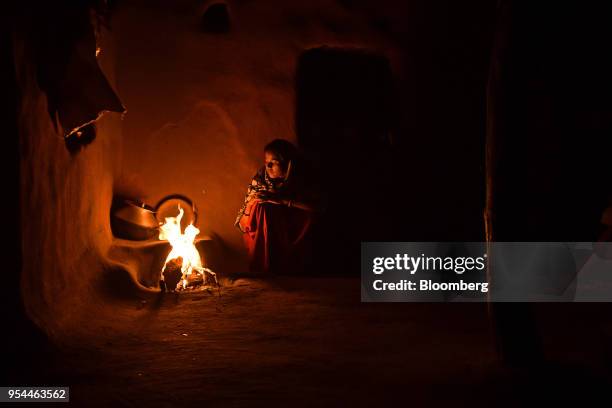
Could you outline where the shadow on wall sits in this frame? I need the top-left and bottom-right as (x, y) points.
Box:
(296, 47), (398, 272)
(33, 2), (124, 137)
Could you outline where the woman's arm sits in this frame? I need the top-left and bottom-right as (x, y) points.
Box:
(257, 197), (317, 212)
(281, 199), (314, 211)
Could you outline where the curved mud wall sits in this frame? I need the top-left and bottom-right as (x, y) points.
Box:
(16, 14), (125, 338)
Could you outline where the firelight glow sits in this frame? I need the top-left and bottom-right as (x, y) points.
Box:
(159, 205), (205, 289)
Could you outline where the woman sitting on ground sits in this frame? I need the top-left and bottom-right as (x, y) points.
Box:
(235, 139), (322, 274)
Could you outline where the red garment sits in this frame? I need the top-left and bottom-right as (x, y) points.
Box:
(240, 201), (313, 273)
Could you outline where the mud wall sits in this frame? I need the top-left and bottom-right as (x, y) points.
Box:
(15, 5), (124, 337)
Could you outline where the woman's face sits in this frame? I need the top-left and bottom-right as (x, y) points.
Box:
(265, 151), (286, 179)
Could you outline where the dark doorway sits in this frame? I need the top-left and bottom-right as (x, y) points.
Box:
(295, 47), (398, 271)
(296, 47), (396, 159)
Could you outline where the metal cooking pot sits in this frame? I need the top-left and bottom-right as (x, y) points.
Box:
(111, 200), (159, 241)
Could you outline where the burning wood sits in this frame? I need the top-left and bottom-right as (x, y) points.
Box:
(159, 205), (217, 292)
(162, 256), (183, 291)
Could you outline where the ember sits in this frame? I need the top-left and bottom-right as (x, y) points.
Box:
(158, 205), (217, 292)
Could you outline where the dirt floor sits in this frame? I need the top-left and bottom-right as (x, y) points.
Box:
(8, 276), (612, 407)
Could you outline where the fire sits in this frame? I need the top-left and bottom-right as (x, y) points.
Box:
(158, 205), (215, 291)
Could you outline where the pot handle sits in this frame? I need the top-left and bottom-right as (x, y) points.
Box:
(154, 194), (198, 225)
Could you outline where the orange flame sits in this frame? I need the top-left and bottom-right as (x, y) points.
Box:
(159, 205), (205, 290)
